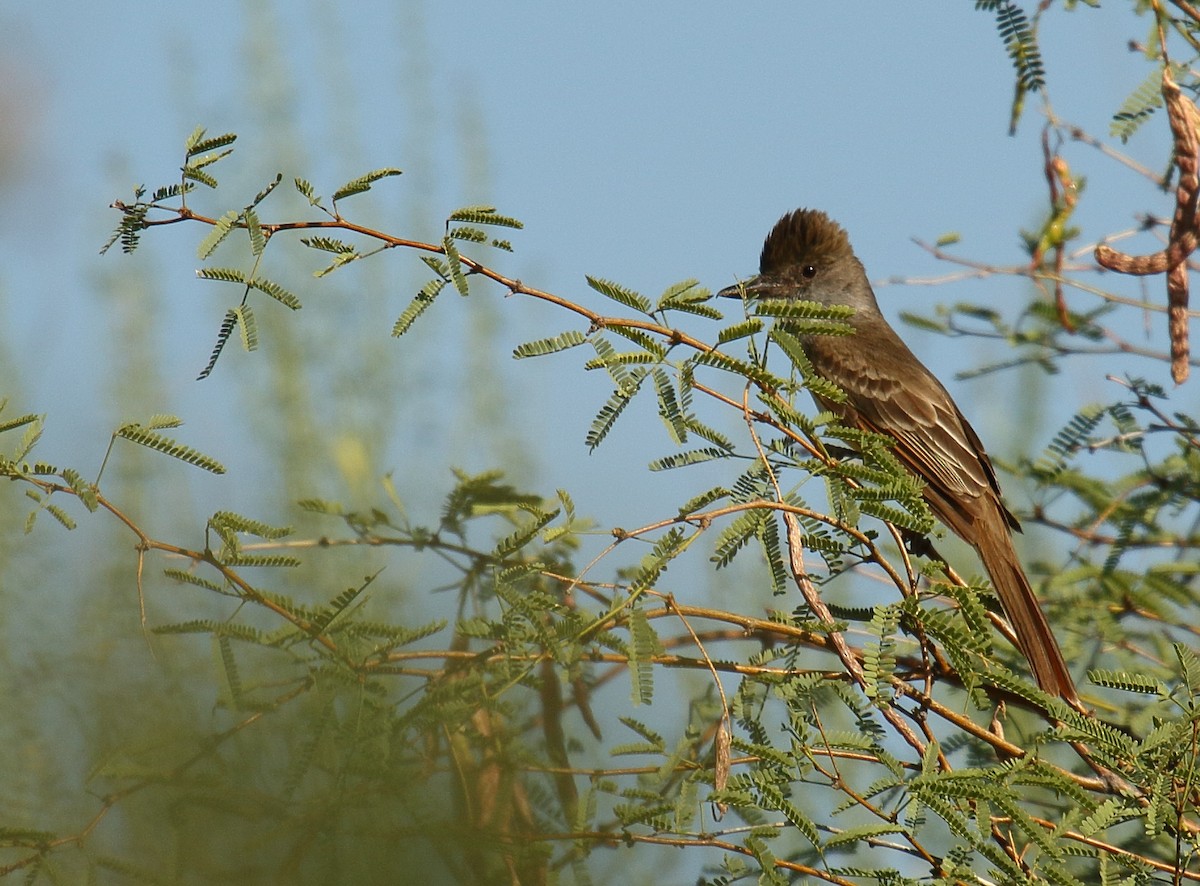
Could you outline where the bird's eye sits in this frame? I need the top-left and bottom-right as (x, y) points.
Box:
(801, 265), (817, 279)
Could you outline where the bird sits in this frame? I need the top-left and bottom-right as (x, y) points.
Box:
(719, 208), (1079, 704)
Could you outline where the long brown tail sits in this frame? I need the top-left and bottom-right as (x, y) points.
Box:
(974, 515), (1079, 704)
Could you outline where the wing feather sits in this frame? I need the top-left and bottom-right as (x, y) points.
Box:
(802, 321), (1013, 531)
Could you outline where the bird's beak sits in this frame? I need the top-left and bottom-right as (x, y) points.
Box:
(717, 275), (783, 300)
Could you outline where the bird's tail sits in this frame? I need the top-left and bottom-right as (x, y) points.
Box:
(975, 520), (1079, 705)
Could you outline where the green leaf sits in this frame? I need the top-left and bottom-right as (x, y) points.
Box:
(300, 236), (356, 254)
(331, 167), (403, 202)
(294, 177), (322, 206)
(224, 553), (301, 568)
(1031, 404), (1105, 480)
(313, 250), (361, 278)
(862, 604), (900, 702)
(587, 337), (643, 392)
(657, 280), (710, 316)
(683, 415), (734, 452)
(116, 424), (226, 474)
(1085, 669), (1164, 695)
(711, 510), (768, 568)
(447, 206), (524, 229)
(210, 510), (292, 539)
(586, 377), (645, 451)
(652, 368), (687, 444)
(186, 147), (235, 172)
(296, 498), (345, 516)
(196, 210), (240, 260)
(512, 329), (588, 359)
(717, 318), (764, 344)
(630, 527), (688, 593)
(992, 0), (1045, 91)
(770, 328), (847, 403)
(214, 635), (243, 710)
(248, 173), (282, 208)
(899, 312), (949, 334)
(648, 447), (729, 472)
(1175, 643), (1200, 693)
(857, 499), (932, 533)
(197, 310), (237, 380)
(144, 412), (183, 429)
(659, 295), (722, 320)
(311, 573), (380, 633)
(585, 275), (652, 314)
(617, 716), (664, 749)
(604, 323), (667, 358)
(420, 255), (449, 278)
(150, 183), (187, 202)
(753, 299), (854, 322)
(9, 415), (44, 463)
(244, 207), (265, 256)
(493, 508), (559, 558)
(195, 266), (248, 286)
(627, 606), (659, 705)
(694, 348), (781, 388)
(443, 236), (469, 295)
(162, 570), (225, 593)
(45, 503), (76, 531)
(61, 467), (98, 512)
(1077, 798), (1124, 839)
(393, 279), (447, 336)
(756, 515), (789, 596)
(251, 277), (301, 310)
(676, 485), (730, 516)
(824, 823), (907, 850)
(1110, 64), (1166, 142)
(185, 128), (237, 158)
(448, 226), (487, 243)
(0, 413), (43, 436)
(745, 836), (787, 886)
(182, 165), (218, 189)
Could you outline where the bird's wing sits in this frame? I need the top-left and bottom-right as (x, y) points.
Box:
(802, 326), (1003, 525)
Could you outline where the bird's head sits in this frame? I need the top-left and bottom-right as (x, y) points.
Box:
(719, 208), (871, 310)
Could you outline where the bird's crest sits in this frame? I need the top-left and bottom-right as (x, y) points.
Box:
(759, 208), (854, 275)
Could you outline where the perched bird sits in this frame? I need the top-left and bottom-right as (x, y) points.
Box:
(720, 208), (1078, 703)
